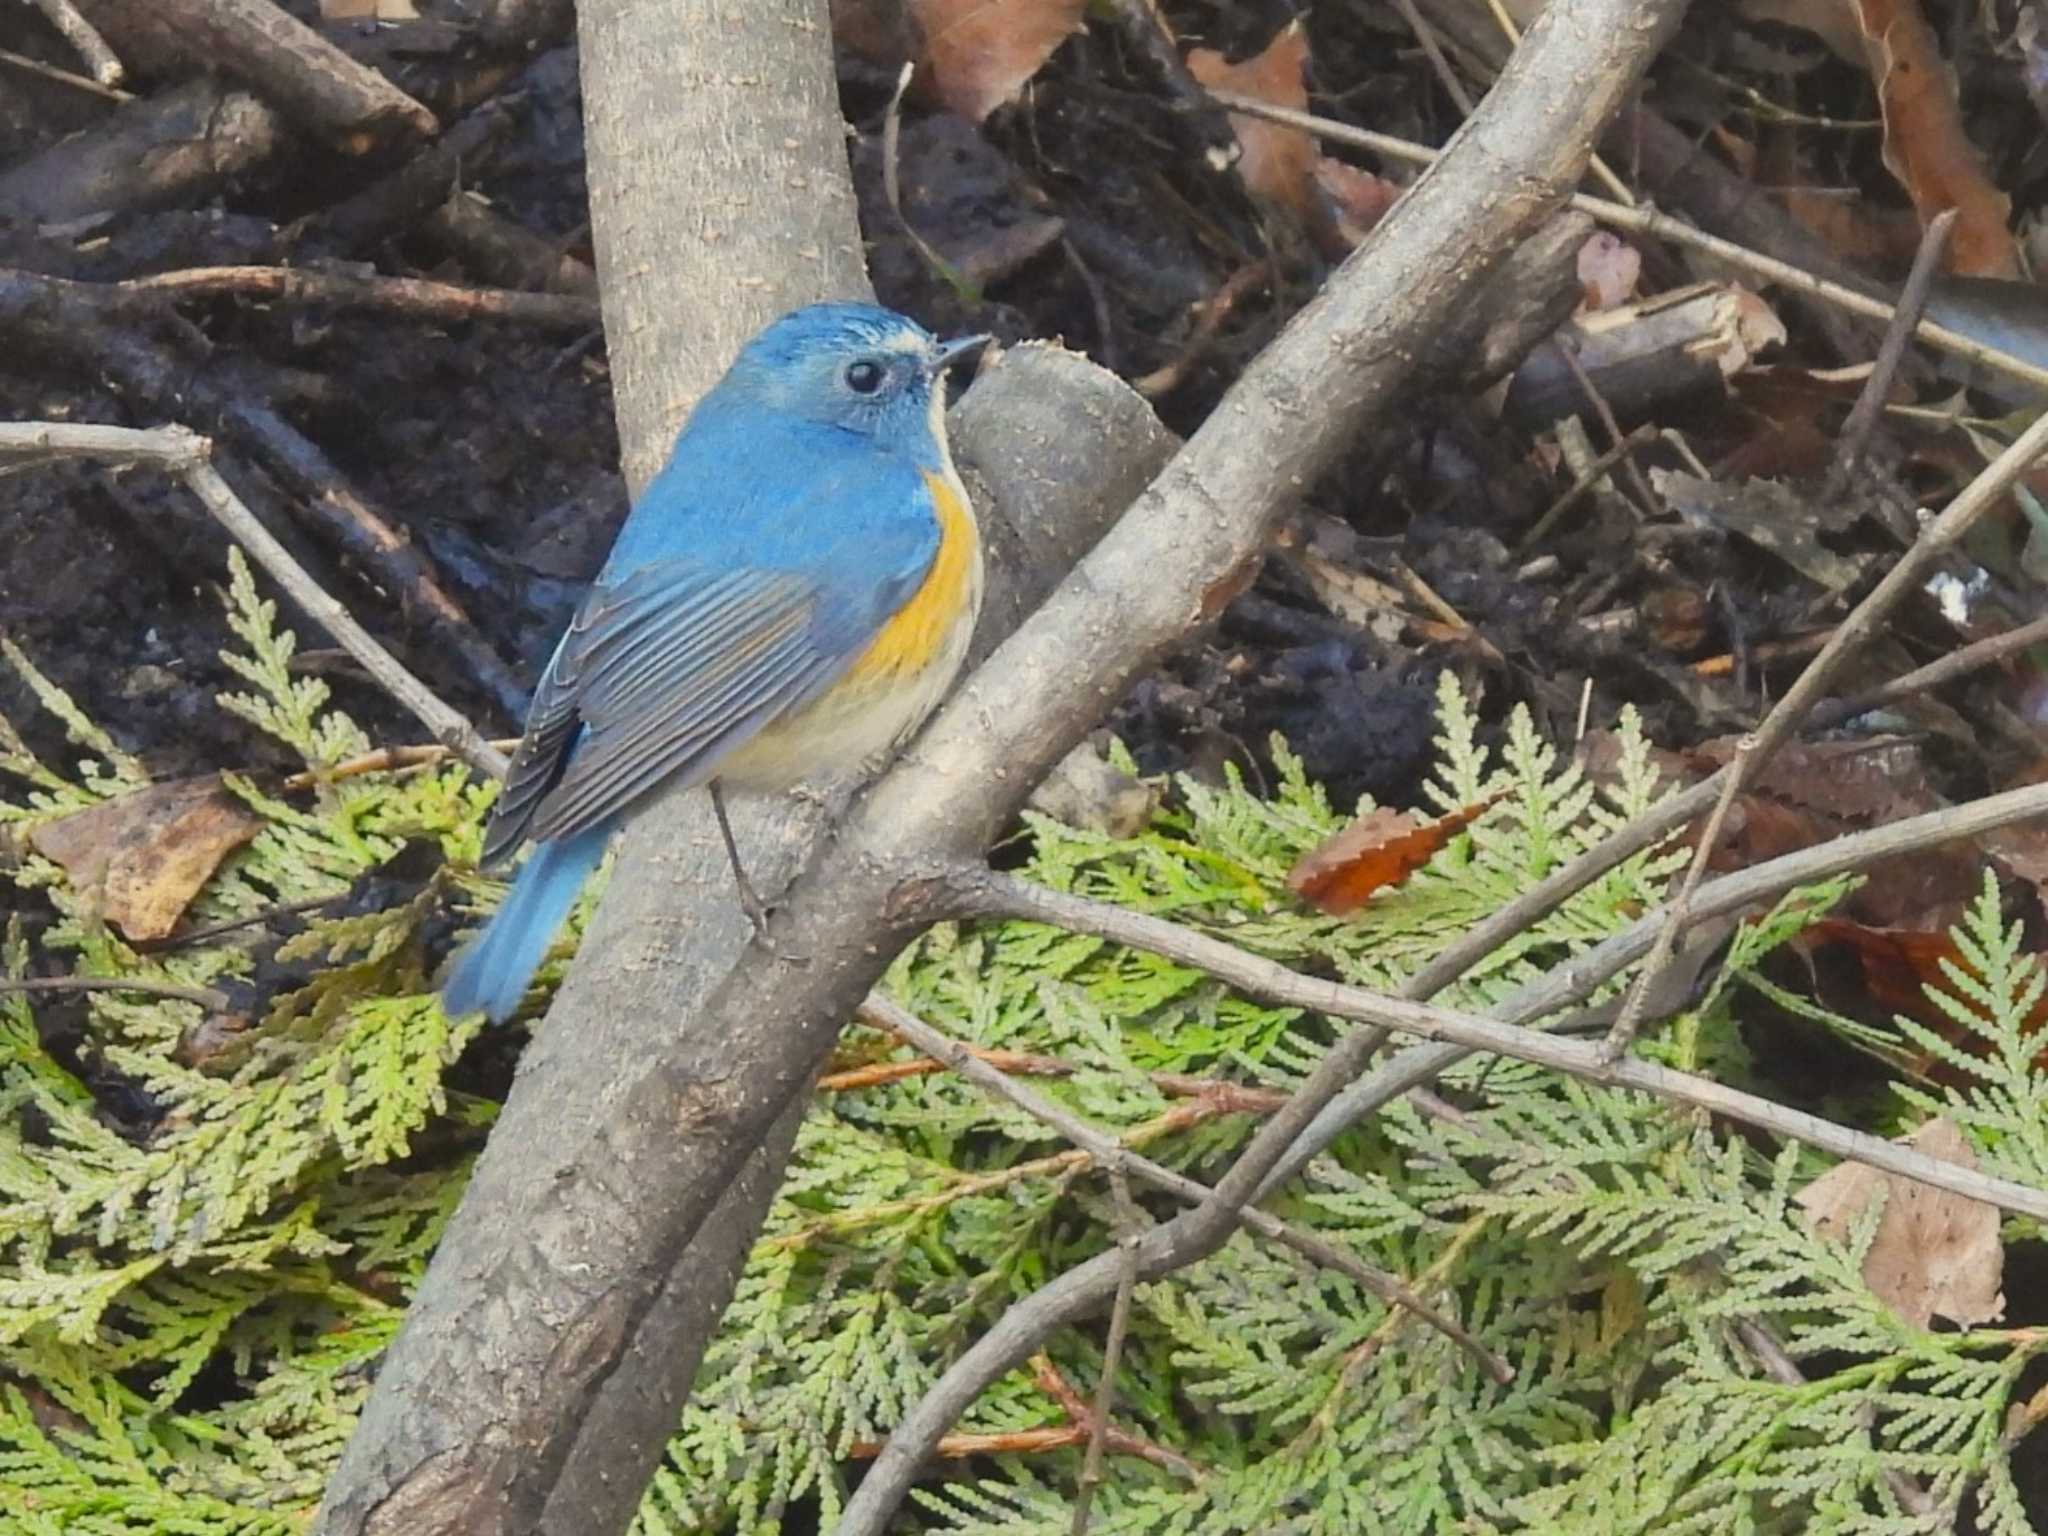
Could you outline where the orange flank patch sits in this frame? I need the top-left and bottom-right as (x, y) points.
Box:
(849, 469), (979, 682)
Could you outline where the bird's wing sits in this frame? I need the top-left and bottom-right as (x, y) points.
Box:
(480, 561), (829, 857)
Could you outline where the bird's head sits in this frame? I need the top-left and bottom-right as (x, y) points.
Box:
(714, 303), (989, 465)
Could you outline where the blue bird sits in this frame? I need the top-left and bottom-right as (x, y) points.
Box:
(441, 302), (991, 1022)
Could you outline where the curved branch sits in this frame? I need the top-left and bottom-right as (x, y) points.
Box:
(833, 0), (1694, 1527)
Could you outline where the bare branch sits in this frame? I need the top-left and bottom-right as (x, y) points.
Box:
(0, 422), (507, 779)
(1257, 774), (2048, 1192)
(1604, 365), (2048, 1061)
(1205, 92), (2048, 400)
(861, 993), (1507, 1379)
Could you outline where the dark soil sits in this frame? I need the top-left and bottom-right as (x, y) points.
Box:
(1, 1), (2042, 1012)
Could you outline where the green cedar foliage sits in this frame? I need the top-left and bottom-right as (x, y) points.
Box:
(0, 553), (2036, 1534)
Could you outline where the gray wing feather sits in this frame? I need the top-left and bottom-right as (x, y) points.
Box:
(481, 561), (839, 860)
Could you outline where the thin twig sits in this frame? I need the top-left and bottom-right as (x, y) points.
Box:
(959, 868), (2048, 1220)
(27, 0), (122, 86)
(858, 994), (1508, 1379)
(1072, 1176), (1140, 1536)
(1555, 341), (1660, 513)
(1258, 773), (2048, 1193)
(1516, 421), (1658, 554)
(820, 1036), (1290, 1110)
(1202, 93), (2048, 400)
(882, 62), (965, 293)
(1691, 627), (1831, 678)
(0, 43), (130, 99)
(1825, 208), (1956, 496)
(280, 739), (521, 791)
(118, 266), (601, 331)
(1033, 1356), (1206, 1480)
(1133, 260), (1272, 398)
(1599, 388), (2048, 1063)
(0, 422), (508, 779)
(1809, 610), (2048, 729)
(1388, 0), (1477, 114)
(0, 975), (227, 1009)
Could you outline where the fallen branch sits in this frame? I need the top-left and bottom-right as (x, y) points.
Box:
(0, 79), (282, 224)
(859, 993), (1508, 1380)
(0, 267), (529, 721)
(28, 0), (123, 86)
(119, 265), (600, 331)
(69, 0), (437, 147)
(0, 422), (506, 778)
(1205, 92), (2048, 400)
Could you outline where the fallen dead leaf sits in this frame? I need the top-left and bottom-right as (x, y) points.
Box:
(1027, 740), (1161, 839)
(1188, 25), (1319, 223)
(1314, 159), (1402, 247)
(29, 777), (263, 942)
(1797, 1117), (2005, 1329)
(1803, 917), (2048, 1078)
(914, 0), (1087, 124)
(1288, 797), (1497, 916)
(1655, 470), (1871, 592)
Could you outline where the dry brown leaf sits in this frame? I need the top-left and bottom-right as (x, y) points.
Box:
(1313, 159), (1401, 247)
(1187, 24), (1317, 219)
(1851, 0), (2020, 277)
(1797, 1117), (2006, 1329)
(1186, 24), (1401, 257)
(1287, 797), (1496, 916)
(914, 0), (1087, 124)
(1739, 0), (2017, 274)
(29, 776), (263, 941)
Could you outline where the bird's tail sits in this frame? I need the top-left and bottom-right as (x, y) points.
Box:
(440, 825), (611, 1024)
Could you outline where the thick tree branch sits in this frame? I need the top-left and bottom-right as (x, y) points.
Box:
(320, 0), (1687, 1528)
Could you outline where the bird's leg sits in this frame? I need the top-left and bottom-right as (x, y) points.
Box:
(709, 779), (773, 939)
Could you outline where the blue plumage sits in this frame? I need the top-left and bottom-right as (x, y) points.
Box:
(441, 303), (990, 1023)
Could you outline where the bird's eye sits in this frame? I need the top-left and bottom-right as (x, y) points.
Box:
(844, 359), (886, 395)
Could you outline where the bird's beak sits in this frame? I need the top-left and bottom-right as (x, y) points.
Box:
(932, 333), (993, 378)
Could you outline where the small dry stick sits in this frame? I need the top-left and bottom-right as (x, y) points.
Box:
(0, 422), (508, 780)
(28, 0), (122, 86)
(1555, 341), (1660, 513)
(1072, 1172), (1142, 1536)
(0, 42), (130, 98)
(1599, 389), (2048, 1064)
(1201, 94), (2048, 400)
(1825, 208), (1956, 497)
(0, 975), (227, 1009)
(1134, 260), (1272, 398)
(882, 63), (964, 291)
(1516, 421), (1658, 554)
(118, 266), (601, 332)
(1809, 610), (2048, 729)
(858, 994), (1511, 1381)
(1388, 0), (1477, 114)
(957, 850), (2048, 1221)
